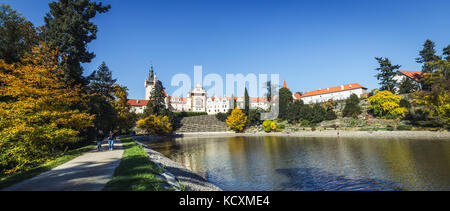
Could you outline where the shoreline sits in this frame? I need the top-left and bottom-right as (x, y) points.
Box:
(133, 136), (222, 191)
(130, 130), (449, 191)
(174, 130), (450, 140)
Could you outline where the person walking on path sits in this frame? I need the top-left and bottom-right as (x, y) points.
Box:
(108, 131), (116, 151)
(97, 130), (105, 152)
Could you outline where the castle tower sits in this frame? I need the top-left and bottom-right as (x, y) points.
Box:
(145, 65), (157, 100)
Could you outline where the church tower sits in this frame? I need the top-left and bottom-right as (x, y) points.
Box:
(145, 65), (157, 100)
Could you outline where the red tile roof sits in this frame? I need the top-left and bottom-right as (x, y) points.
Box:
(283, 80), (288, 89)
(169, 96), (187, 103)
(127, 99), (149, 106)
(250, 97), (268, 103)
(299, 83), (367, 98)
(398, 70), (422, 82)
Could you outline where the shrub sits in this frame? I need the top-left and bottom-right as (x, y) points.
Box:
(276, 122), (285, 130)
(311, 104), (326, 124)
(263, 120), (272, 128)
(368, 91), (407, 119)
(226, 107), (247, 132)
(343, 94), (362, 118)
(247, 109), (262, 126)
(262, 120), (283, 132)
(325, 109), (337, 121)
(300, 120), (310, 127)
(174, 112), (208, 118)
(215, 112), (228, 122)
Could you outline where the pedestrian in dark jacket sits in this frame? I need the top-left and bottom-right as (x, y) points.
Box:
(97, 130), (104, 152)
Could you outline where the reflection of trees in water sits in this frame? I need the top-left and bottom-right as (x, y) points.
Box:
(276, 167), (403, 191)
(152, 137), (450, 191)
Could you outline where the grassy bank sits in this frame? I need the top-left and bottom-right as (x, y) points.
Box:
(103, 137), (168, 191)
(0, 143), (95, 189)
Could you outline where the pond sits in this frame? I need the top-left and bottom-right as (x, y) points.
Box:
(148, 136), (450, 191)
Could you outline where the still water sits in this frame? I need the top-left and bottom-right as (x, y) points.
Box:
(148, 136), (450, 191)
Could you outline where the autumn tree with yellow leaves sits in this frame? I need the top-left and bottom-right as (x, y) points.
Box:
(0, 43), (94, 174)
(113, 85), (138, 133)
(137, 115), (172, 135)
(226, 107), (248, 132)
(367, 90), (407, 119)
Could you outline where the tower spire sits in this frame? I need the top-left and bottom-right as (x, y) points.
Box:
(283, 80), (288, 89)
(148, 64), (154, 82)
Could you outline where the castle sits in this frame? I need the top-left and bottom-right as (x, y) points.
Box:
(127, 65), (369, 114)
(127, 66), (270, 115)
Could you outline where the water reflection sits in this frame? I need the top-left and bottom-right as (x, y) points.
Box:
(148, 136), (450, 191)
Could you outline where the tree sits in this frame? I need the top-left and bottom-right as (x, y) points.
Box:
(444, 45), (450, 62)
(226, 107), (247, 132)
(325, 109), (337, 121)
(0, 4), (39, 64)
(298, 103), (314, 123)
(112, 85), (138, 134)
(244, 88), (249, 115)
(398, 77), (419, 94)
(412, 59), (450, 128)
(0, 43), (94, 174)
(137, 115), (172, 135)
(247, 109), (263, 126)
(42, 0), (111, 85)
(311, 104), (326, 124)
(144, 80), (167, 116)
(279, 87), (293, 120)
(87, 62), (118, 132)
(287, 100), (303, 123)
(368, 91), (407, 119)
(416, 39), (441, 73)
(88, 62), (117, 99)
(375, 57), (401, 92)
(343, 94), (362, 118)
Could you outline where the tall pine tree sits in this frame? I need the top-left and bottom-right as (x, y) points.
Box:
(416, 39), (441, 73)
(43, 0), (110, 85)
(87, 62), (118, 132)
(375, 57), (401, 92)
(88, 62), (117, 100)
(279, 87), (293, 120)
(144, 80), (168, 116)
(244, 88), (249, 115)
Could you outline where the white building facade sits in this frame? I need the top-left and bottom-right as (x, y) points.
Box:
(297, 83), (368, 104)
(392, 70), (422, 94)
(129, 66), (272, 114)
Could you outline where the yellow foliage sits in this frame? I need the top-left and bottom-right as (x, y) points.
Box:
(112, 85), (137, 133)
(226, 107), (247, 132)
(137, 115), (172, 135)
(0, 43), (94, 174)
(367, 90), (407, 119)
(412, 60), (450, 127)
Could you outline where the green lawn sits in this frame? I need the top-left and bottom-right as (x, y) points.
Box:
(0, 143), (95, 189)
(103, 137), (168, 191)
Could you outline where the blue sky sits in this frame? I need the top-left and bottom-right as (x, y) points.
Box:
(3, 0), (450, 99)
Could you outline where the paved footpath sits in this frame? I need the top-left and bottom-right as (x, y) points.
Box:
(2, 141), (123, 191)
